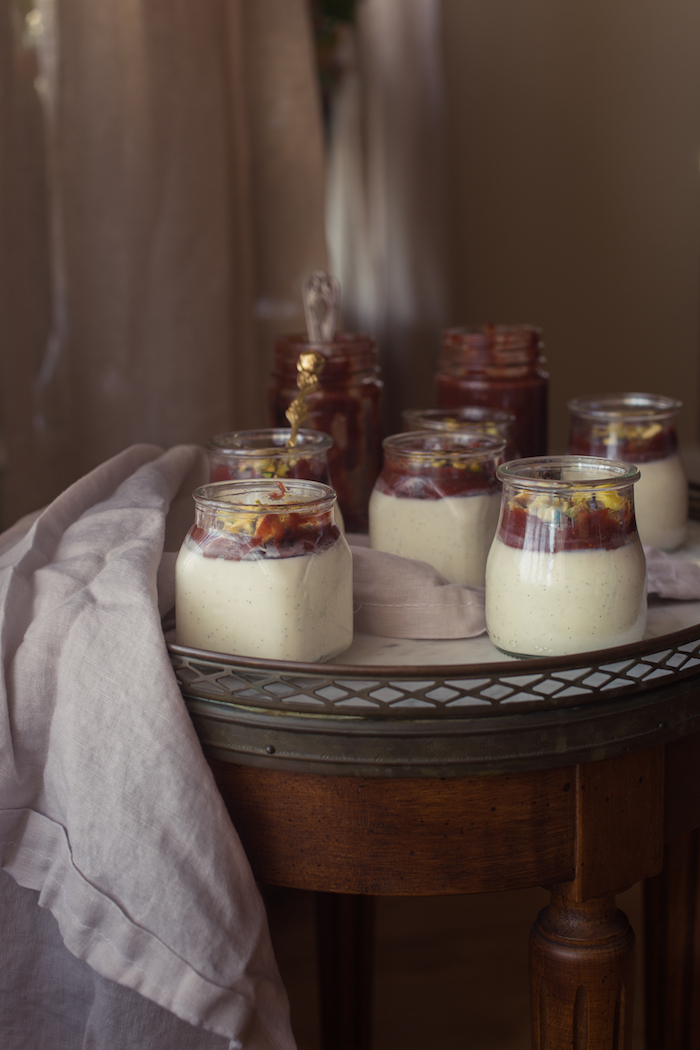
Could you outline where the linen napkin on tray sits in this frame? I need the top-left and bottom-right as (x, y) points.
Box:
(348, 536), (487, 639)
(0, 444), (294, 1050)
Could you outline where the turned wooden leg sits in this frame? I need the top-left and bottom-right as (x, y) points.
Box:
(530, 893), (635, 1049)
(528, 750), (662, 1048)
(314, 891), (375, 1050)
(644, 829), (700, 1048)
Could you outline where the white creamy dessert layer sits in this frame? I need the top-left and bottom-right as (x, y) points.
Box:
(634, 453), (687, 551)
(369, 488), (501, 588)
(175, 536), (353, 661)
(485, 537), (647, 657)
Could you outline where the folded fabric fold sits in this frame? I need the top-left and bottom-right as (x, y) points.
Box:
(0, 443), (295, 1049)
(645, 545), (700, 600)
(349, 543), (486, 639)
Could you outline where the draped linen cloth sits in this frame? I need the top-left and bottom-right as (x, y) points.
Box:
(645, 543), (700, 600)
(325, 0), (446, 432)
(0, 0), (327, 527)
(348, 536), (486, 638)
(0, 443), (295, 1049)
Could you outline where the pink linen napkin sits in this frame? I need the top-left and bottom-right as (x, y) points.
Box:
(0, 444), (294, 1050)
(349, 540), (486, 639)
(347, 536), (700, 642)
(645, 545), (700, 599)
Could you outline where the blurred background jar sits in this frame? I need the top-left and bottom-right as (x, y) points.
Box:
(269, 333), (383, 532)
(402, 406), (518, 460)
(485, 456), (646, 658)
(435, 324), (548, 458)
(206, 428), (345, 531)
(175, 479), (353, 662)
(369, 431), (505, 588)
(567, 393), (687, 551)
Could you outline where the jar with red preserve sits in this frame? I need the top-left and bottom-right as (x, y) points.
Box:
(485, 457), (646, 658)
(402, 406), (518, 459)
(435, 325), (548, 458)
(269, 334), (383, 533)
(175, 479), (353, 661)
(567, 393), (687, 551)
(368, 431), (505, 588)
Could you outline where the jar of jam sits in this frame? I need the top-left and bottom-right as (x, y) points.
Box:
(485, 456), (646, 658)
(369, 431), (505, 588)
(435, 324), (548, 458)
(567, 393), (687, 551)
(269, 334), (383, 533)
(175, 479), (353, 662)
(402, 406), (518, 459)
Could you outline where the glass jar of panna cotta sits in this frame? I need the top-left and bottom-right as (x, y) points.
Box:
(567, 393), (687, 551)
(175, 479), (353, 662)
(206, 428), (344, 531)
(485, 457), (647, 658)
(368, 431), (505, 588)
(402, 406), (519, 460)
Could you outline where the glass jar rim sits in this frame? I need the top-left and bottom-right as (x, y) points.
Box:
(206, 428), (332, 456)
(383, 430), (506, 460)
(193, 478), (337, 513)
(497, 456), (640, 490)
(567, 392), (682, 421)
(442, 323), (542, 342)
(402, 406), (516, 428)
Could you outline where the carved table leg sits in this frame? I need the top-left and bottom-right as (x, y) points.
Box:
(314, 891), (375, 1050)
(644, 829), (700, 1048)
(530, 893), (635, 1049)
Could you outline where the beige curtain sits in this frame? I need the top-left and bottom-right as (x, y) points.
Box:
(0, 0), (327, 526)
(325, 0), (446, 433)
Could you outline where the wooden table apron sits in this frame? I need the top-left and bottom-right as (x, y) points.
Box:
(169, 631), (700, 1050)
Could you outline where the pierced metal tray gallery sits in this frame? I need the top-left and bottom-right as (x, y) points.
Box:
(168, 486), (700, 776)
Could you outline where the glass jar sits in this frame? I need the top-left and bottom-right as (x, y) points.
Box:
(402, 406), (518, 459)
(369, 431), (505, 588)
(567, 393), (687, 551)
(207, 428), (333, 483)
(175, 479), (353, 662)
(485, 456), (646, 658)
(435, 324), (548, 458)
(269, 333), (383, 533)
(206, 429), (346, 531)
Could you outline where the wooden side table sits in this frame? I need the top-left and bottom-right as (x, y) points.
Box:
(170, 626), (700, 1049)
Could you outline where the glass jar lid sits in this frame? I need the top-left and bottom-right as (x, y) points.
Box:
(383, 430), (506, 463)
(402, 406), (515, 432)
(206, 428), (332, 456)
(567, 392), (682, 423)
(497, 456), (640, 492)
(193, 478), (337, 515)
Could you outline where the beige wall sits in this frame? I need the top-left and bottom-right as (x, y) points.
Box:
(442, 0), (700, 451)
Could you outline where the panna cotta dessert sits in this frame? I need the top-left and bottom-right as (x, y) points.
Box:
(369, 431), (505, 588)
(176, 479), (352, 661)
(568, 393), (687, 551)
(485, 457), (647, 658)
